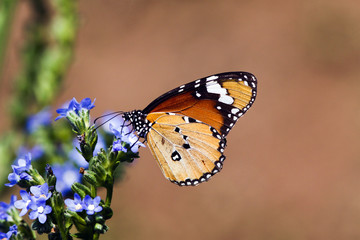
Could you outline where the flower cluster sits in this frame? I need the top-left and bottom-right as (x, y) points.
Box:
(65, 193), (102, 215)
(1, 97), (140, 239)
(5, 153), (32, 187)
(14, 183), (52, 224)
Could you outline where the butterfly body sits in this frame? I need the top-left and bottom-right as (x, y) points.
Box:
(123, 72), (257, 186)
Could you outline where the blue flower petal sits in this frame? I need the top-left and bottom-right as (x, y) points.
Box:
(29, 210), (38, 220)
(38, 214), (47, 224)
(80, 98), (95, 110)
(94, 206), (103, 212)
(44, 205), (52, 214)
(93, 196), (100, 205)
(30, 186), (41, 197)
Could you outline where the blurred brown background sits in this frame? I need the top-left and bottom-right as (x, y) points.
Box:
(2, 0), (360, 239)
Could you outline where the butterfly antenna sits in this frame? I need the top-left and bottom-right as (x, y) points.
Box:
(93, 111), (124, 131)
(120, 118), (126, 135)
(93, 111), (124, 125)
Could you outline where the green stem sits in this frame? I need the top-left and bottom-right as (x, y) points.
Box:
(57, 221), (68, 240)
(93, 232), (100, 240)
(0, 0), (18, 79)
(91, 184), (96, 197)
(55, 211), (68, 240)
(50, 192), (68, 240)
(105, 184), (113, 206)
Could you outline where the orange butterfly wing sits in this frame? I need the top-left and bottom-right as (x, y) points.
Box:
(141, 72), (257, 185)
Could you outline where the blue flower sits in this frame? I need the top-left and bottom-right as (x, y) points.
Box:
(15, 184), (52, 222)
(29, 198), (52, 224)
(112, 140), (127, 152)
(6, 224), (17, 238)
(79, 98), (95, 110)
(14, 190), (33, 216)
(0, 225), (17, 239)
(0, 232), (6, 239)
(5, 154), (32, 187)
(0, 195), (16, 221)
(52, 163), (81, 196)
(65, 193), (84, 212)
(110, 123), (145, 153)
(101, 114), (129, 134)
(82, 195), (102, 215)
(30, 183), (52, 200)
(12, 153), (32, 173)
(5, 172), (21, 188)
(55, 98), (95, 121)
(26, 108), (52, 133)
(55, 98), (80, 121)
(123, 132), (145, 153)
(109, 122), (130, 140)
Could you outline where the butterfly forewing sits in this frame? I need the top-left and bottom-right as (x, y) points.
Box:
(143, 72), (257, 137)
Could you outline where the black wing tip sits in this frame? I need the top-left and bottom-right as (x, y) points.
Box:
(170, 155), (226, 187)
(203, 71), (257, 91)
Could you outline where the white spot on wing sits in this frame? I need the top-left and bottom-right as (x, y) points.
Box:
(206, 75), (219, 81)
(231, 108), (240, 114)
(219, 95), (234, 104)
(206, 83), (227, 95)
(206, 82), (234, 105)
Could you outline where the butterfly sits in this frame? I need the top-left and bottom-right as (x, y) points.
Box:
(122, 72), (257, 186)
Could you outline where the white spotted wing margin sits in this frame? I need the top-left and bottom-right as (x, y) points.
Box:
(146, 112), (226, 186)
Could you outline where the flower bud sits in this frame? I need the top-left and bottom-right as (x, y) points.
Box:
(82, 170), (98, 186)
(92, 163), (106, 182)
(102, 206), (113, 220)
(71, 183), (91, 199)
(94, 223), (108, 234)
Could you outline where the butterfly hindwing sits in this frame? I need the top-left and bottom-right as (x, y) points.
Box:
(146, 112), (226, 186)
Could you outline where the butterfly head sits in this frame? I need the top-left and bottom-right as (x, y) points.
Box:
(123, 110), (150, 138)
